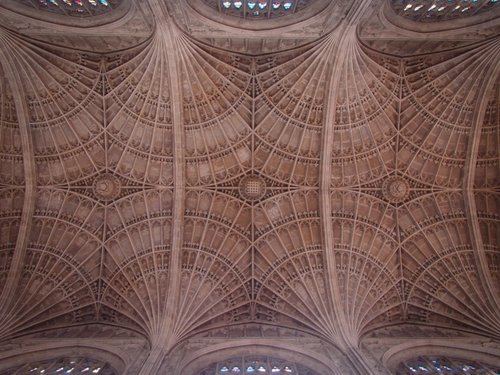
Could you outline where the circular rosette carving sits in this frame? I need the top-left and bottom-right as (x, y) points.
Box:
(93, 174), (121, 202)
(382, 176), (410, 203)
(239, 174), (267, 202)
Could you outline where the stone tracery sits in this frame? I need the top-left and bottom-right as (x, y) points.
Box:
(391, 0), (498, 22)
(397, 355), (500, 374)
(197, 355), (320, 375)
(15, 0), (120, 17)
(0, 357), (116, 375)
(202, 0), (310, 19)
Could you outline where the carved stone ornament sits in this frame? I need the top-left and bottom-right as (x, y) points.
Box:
(239, 174), (267, 201)
(93, 173), (121, 202)
(382, 176), (410, 203)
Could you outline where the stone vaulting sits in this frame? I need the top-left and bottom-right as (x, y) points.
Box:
(0, 0), (499, 374)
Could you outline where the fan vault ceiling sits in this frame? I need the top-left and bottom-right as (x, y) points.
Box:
(0, 0), (499, 374)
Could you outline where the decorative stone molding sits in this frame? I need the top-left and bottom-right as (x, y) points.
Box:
(382, 176), (410, 203)
(238, 174), (267, 201)
(93, 173), (122, 202)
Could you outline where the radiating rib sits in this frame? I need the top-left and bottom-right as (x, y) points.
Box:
(1, 36), (104, 185)
(400, 39), (500, 188)
(178, 37), (253, 187)
(400, 191), (500, 336)
(329, 38), (400, 187)
(0, 188), (103, 339)
(105, 38), (174, 186)
(171, 189), (252, 338)
(0, 65), (23, 185)
(475, 79), (499, 188)
(329, 190), (402, 336)
(253, 190), (337, 338)
(0, 188), (24, 302)
(102, 189), (174, 336)
(255, 41), (332, 186)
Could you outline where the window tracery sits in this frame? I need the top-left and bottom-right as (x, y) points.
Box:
(14, 0), (120, 16)
(202, 0), (310, 18)
(197, 356), (319, 375)
(391, 0), (498, 22)
(397, 356), (500, 374)
(0, 358), (116, 375)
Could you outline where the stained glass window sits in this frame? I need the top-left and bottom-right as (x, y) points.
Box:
(197, 356), (319, 375)
(397, 356), (500, 374)
(391, 0), (498, 22)
(0, 358), (117, 375)
(203, 0), (310, 19)
(15, 0), (120, 17)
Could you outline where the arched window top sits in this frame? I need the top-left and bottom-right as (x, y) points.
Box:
(390, 0), (498, 22)
(197, 356), (320, 375)
(397, 356), (500, 374)
(0, 358), (117, 375)
(13, 0), (121, 17)
(202, 0), (312, 19)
